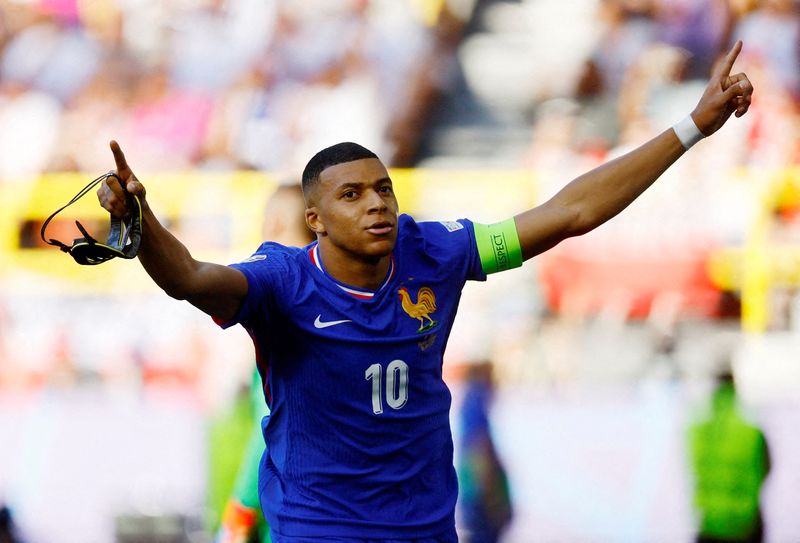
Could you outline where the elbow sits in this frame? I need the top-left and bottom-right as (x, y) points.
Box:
(562, 204), (597, 238)
(567, 202), (616, 238)
(569, 219), (596, 238)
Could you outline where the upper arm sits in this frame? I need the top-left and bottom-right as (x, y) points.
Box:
(181, 260), (249, 322)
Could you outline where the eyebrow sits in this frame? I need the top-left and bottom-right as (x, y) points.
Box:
(337, 177), (392, 190)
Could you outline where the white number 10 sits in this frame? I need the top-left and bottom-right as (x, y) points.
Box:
(365, 360), (409, 414)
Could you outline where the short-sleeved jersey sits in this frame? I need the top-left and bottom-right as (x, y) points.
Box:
(218, 214), (486, 539)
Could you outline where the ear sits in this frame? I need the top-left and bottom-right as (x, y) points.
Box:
(305, 207), (325, 234)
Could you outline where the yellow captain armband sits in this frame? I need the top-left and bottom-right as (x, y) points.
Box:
(473, 218), (523, 275)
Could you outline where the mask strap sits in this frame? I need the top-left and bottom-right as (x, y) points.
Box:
(39, 172), (143, 265)
(40, 171), (116, 251)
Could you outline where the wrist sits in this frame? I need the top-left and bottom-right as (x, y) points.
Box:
(672, 114), (705, 150)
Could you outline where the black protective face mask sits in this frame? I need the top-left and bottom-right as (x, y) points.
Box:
(40, 172), (142, 265)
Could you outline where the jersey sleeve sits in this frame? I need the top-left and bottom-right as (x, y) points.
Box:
(214, 243), (286, 330)
(417, 218), (487, 282)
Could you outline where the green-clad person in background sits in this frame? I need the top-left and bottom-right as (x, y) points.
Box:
(689, 371), (771, 543)
(210, 184), (315, 543)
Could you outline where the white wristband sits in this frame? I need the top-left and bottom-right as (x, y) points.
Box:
(672, 115), (705, 150)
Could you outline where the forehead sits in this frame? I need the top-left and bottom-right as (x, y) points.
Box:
(318, 158), (390, 189)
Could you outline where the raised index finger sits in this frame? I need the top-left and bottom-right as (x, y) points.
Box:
(715, 40), (742, 81)
(109, 140), (129, 174)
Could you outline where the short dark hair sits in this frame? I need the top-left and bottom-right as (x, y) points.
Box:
(301, 142), (378, 195)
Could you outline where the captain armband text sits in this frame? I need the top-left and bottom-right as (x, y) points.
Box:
(473, 218), (523, 275)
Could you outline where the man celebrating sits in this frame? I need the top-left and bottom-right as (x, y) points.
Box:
(98, 42), (753, 542)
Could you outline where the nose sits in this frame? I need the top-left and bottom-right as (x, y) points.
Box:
(366, 188), (387, 213)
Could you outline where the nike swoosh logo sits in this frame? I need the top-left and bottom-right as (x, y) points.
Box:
(314, 315), (353, 329)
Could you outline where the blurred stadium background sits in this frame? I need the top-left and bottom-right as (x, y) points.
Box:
(1, 0), (799, 541)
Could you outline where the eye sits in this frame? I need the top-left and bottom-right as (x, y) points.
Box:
(379, 185), (393, 194)
(342, 190), (357, 200)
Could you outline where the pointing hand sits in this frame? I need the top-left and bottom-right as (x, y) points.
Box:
(97, 140), (146, 219)
(690, 41), (754, 137)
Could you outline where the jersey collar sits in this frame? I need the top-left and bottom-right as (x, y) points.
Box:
(308, 243), (395, 299)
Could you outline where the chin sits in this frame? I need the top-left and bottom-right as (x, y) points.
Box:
(362, 238), (396, 259)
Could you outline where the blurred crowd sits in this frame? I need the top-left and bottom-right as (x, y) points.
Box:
(0, 0), (797, 179)
(2, 0), (800, 390)
(0, 0), (466, 183)
(504, 0), (800, 329)
(525, 0), (799, 173)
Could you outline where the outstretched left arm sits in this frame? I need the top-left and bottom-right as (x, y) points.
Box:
(513, 41), (753, 262)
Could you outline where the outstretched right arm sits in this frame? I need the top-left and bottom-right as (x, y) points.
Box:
(98, 141), (248, 321)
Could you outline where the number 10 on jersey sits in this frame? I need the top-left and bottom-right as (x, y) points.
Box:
(365, 360), (409, 414)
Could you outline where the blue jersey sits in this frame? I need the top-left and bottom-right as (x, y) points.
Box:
(219, 214), (486, 539)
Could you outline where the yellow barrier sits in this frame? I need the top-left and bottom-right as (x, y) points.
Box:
(707, 167), (800, 333)
(0, 169), (537, 294)
(6, 166), (800, 333)
(0, 172), (276, 294)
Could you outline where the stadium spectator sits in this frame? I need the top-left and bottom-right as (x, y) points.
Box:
(732, 0), (800, 98)
(457, 360), (513, 543)
(688, 371), (771, 543)
(575, 0), (659, 144)
(0, 80), (61, 182)
(654, 0), (733, 79)
(0, 505), (24, 543)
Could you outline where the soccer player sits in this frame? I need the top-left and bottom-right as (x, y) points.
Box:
(98, 42), (753, 542)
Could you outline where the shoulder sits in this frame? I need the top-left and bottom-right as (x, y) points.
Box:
(399, 214), (477, 251)
(228, 242), (312, 315)
(397, 214), (480, 275)
(248, 241), (307, 259)
(232, 241), (308, 275)
(398, 214), (475, 242)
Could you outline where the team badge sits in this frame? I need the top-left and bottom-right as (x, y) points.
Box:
(398, 287), (438, 333)
(241, 254), (266, 263)
(439, 221), (464, 232)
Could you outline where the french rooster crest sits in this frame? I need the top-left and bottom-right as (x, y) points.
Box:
(398, 286), (438, 333)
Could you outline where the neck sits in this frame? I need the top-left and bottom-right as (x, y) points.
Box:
(317, 241), (391, 291)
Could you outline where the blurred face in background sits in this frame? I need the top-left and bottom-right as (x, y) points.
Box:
(261, 184), (315, 247)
